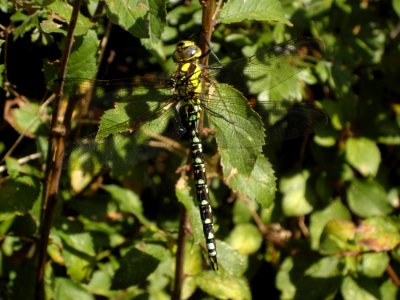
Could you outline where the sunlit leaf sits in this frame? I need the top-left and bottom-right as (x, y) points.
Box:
(341, 276), (380, 300)
(226, 223), (262, 255)
(347, 179), (392, 217)
(55, 278), (94, 300)
(219, 0), (290, 25)
(361, 252), (389, 278)
(319, 219), (356, 255)
(280, 170), (313, 217)
(196, 271), (251, 300)
(345, 137), (381, 177)
(309, 200), (351, 250)
(355, 217), (400, 252)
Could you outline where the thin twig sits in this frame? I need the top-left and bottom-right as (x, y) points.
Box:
(172, 207), (189, 300)
(35, 0), (83, 299)
(244, 198), (291, 247)
(97, 19), (112, 70)
(211, 0), (223, 23)
(387, 264), (400, 287)
(2, 24), (11, 94)
(144, 130), (189, 157)
(0, 152), (42, 174)
(298, 215), (309, 237)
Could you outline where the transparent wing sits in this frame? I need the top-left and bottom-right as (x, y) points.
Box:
(203, 82), (328, 150)
(202, 83), (328, 177)
(58, 77), (179, 177)
(209, 37), (322, 96)
(58, 77), (176, 139)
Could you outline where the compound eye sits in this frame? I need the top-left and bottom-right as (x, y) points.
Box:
(184, 47), (197, 58)
(183, 45), (201, 61)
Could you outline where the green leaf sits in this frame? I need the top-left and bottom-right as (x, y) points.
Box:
(319, 219), (356, 255)
(393, 0), (400, 18)
(4, 99), (49, 138)
(183, 242), (202, 275)
(280, 170), (313, 217)
(86, 270), (112, 296)
(112, 244), (164, 289)
(309, 200), (352, 250)
(140, 0), (167, 49)
(105, 136), (142, 179)
(276, 255), (341, 299)
(68, 143), (103, 194)
(347, 179), (392, 217)
(232, 199), (253, 224)
(181, 276), (197, 300)
(103, 184), (144, 219)
(47, 0), (93, 36)
(305, 256), (342, 278)
(216, 240), (247, 276)
(275, 257), (296, 299)
(66, 29), (99, 79)
(304, 0), (334, 17)
(0, 175), (42, 220)
(2, 236), (22, 256)
(59, 232), (96, 282)
(79, 217), (125, 248)
(175, 176), (204, 247)
(96, 87), (172, 140)
(341, 276), (380, 300)
(355, 217), (400, 252)
(10, 11), (40, 40)
(55, 278), (95, 300)
(345, 137), (381, 177)
(195, 271), (251, 300)
(379, 280), (398, 300)
(226, 223), (262, 255)
(226, 155), (276, 207)
(0, 216), (14, 236)
(219, 0), (291, 26)
(105, 0), (166, 42)
(207, 83), (265, 177)
(105, 0), (147, 38)
(361, 252), (389, 278)
(0, 64), (4, 88)
(40, 19), (66, 35)
(4, 157), (23, 178)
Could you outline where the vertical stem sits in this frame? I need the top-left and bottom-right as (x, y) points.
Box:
(173, 208), (189, 300)
(35, 0), (82, 299)
(199, 0), (215, 64)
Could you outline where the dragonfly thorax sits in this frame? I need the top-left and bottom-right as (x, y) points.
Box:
(170, 41), (203, 103)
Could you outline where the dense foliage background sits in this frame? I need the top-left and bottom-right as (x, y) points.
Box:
(1, 0), (400, 299)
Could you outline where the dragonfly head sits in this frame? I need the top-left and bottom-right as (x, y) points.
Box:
(173, 40), (202, 63)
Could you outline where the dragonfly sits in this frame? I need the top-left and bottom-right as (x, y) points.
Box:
(60, 38), (328, 271)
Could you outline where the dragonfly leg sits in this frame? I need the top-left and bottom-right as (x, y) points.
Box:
(172, 103), (187, 136)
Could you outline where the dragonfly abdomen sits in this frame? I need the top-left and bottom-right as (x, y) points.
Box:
(185, 103), (219, 270)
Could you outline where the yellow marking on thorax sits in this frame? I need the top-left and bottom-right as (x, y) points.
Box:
(174, 61), (202, 99)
